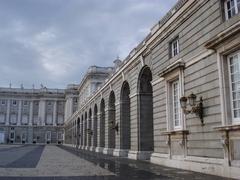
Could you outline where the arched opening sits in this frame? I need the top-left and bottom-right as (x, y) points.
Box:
(100, 99), (105, 147)
(120, 81), (131, 150)
(74, 121), (76, 146)
(93, 104), (98, 147)
(108, 91), (116, 149)
(81, 114), (84, 146)
(138, 66), (154, 151)
(88, 108), (92, 147)
(84, 112), (87, 146)
(77, 117), (80, 147)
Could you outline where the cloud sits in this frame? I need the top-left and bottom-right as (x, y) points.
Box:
(0, 0), (177, 89)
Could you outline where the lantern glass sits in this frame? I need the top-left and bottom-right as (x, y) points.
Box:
(188, 93), (197, 106)
(180, 96), (187, 109)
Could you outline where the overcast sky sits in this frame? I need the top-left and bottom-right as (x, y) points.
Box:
(0, 0), (177, 89)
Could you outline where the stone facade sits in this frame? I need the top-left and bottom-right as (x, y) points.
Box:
(64, 0), (240, 179)
(0, 87), (67, 144)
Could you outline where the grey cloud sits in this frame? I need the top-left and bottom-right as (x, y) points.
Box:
(0, 0), (177, 89)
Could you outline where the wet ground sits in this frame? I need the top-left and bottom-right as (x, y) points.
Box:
(0, 145), (232, 180)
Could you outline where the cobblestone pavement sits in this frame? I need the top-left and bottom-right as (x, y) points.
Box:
(0, 145), (233, 180)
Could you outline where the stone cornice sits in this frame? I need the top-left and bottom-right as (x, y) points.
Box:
(158, 60), (185, 77)
(205, 21), (240, 49)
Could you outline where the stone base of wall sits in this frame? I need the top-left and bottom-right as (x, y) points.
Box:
(150, 153), (240, 179)
(0, 126), (64, 144)
(128, 150), (152, 160)
(103, 148), (114, 155)
(113, 149), (128, 157)
(95, 147), (104, 153)
(89, 146), (96, 151)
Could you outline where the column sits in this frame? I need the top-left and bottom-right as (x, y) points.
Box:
(115, 102), (120, 149)
(17, 100), (22, 126)
(91, 115), (95, 147)
(5, 99), (10, 126)
(87, 118), (90, 148)
(105, 108), (109, 148)
(80, 120), (83, 146)
(38, 100), (46, 126)
(64, 97), (73, 120)
(53, 101), (57, 126)
(29, 101), (33, 126)
(97, 112), (101, 147)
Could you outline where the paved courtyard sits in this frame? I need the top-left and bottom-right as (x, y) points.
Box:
(0, 145), (232, 180)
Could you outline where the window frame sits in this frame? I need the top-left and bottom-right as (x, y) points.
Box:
(23, 101), (28, 106)
(224, 0), (240, 20)
(227, 51), (240, 124)
(165, 67), (185, 131)
(12, 100), (17, 106)
(1, 100), (5, 105)
(169, 36), (180, 58)
(171, 79), (182, 130)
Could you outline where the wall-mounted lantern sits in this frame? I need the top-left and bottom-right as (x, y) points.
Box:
(109, 121), (119, 133)
(87, 129), (93, 135)
(180, 92), (204, 125)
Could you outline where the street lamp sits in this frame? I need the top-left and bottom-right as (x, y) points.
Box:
(109, 121), (119, 133)
(87, 129), (93, 135)
(180, 92), (204, 125)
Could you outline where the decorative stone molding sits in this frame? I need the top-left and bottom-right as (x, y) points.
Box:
(205, 21), (240, 50)
(162, 130), (189, 158)
(158, 59), (185, 78)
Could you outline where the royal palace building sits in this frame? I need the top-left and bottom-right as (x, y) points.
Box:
(0, 87), (67, 144)
(0, 65), (114, 145)
(63, 0), (240, 179)
(1, 0), (240, 178)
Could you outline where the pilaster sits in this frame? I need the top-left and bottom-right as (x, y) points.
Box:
(29, 101), (33, 126)
(5, 99), (10, 126)
(53, 101), (57, 126)
(17, 100), (22, 126)
(38, 100), (46, 126)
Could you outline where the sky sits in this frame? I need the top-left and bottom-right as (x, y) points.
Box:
(0, 0), (177, 89)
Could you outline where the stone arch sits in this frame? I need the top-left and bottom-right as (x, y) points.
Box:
(120, 81), (131, 150)
(88, 108), (92, 147)
(108, 91), (116, 149)
(81, 114), (84, 146)
(73, 121), (76, 145)
(77, 117), (80, 147)
(93, 104), (98, 147)
(100, 99), (105, 147)
(84, 111), (87, 146)
(137, 65), (154, 151)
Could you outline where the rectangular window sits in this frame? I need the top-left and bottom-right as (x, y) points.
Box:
(74, 98), (78, 104)
(171, 80), (181, 129)
(228, 52), (240, 123)
(23, 101), (28, 106)
(12, 100), (17, 106)
(1, 100), (5, 105)
(224, 0), (240, 19)
(170, 37), (179, 58)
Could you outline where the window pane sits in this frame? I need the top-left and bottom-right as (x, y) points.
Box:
(238, 0), (240, 11)
(172, 80), (180, 128)
(170, 37), (179, 57)
(229, 53), (240, 121)
(226, 0), (236, 18)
